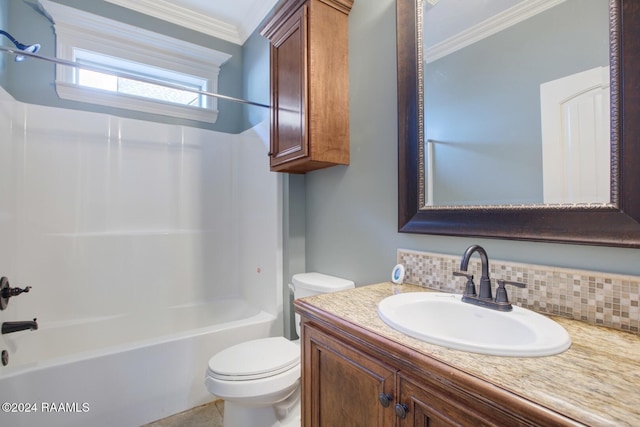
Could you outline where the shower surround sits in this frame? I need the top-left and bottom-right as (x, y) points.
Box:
(0, 88), (283, 426)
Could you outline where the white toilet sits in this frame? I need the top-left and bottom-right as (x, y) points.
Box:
(205, 272), (355, 427)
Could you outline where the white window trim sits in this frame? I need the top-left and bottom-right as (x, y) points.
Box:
(39, 0), (232, 124)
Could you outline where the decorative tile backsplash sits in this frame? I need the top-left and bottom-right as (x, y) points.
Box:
(397, 249), (640, 334)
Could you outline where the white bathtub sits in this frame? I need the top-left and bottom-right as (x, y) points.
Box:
(0, 298), (278, 427)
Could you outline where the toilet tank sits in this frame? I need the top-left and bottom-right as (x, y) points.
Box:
(291, 272), (355, 337)
(292, 272), (355, 299)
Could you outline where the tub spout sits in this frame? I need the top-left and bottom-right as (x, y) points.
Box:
(2, 318), (38, 334)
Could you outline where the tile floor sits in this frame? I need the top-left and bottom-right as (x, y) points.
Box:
(143, 400), (224, 427)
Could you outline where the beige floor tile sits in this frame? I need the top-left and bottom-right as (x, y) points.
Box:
(142, 400), (224, 427)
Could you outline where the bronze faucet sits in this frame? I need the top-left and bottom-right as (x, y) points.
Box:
(454, 245), (525, 312)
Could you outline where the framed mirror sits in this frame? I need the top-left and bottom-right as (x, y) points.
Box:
(397, 0), (640, 248)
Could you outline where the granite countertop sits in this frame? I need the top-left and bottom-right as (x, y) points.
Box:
(297, 282), (640, 426)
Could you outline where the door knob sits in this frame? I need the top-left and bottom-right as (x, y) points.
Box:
(378, 392), (392, 408)
(395, 403), (409, 419)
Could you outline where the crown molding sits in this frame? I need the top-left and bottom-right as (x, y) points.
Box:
(425, 0), (566, 63)
(40, 0), (231, 70)
(105, 0), (244, 44)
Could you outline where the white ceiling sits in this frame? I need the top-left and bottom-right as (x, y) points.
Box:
(105, 0), (279, 45)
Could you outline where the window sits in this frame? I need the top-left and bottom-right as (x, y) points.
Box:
(74, 50), (206, 108)
(40, 0), (231, 124)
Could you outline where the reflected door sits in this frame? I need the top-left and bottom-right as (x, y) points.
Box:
(541, 66), (611, 204)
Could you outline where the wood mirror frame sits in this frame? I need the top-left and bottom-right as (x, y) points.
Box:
(397, 0), (640, 248)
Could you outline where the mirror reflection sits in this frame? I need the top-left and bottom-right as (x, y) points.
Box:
(422, 0), (611, 207)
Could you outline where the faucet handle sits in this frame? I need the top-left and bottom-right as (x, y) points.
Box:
(495, 279), (526, 304)
(453, 271), (477, 297)
(0, 277), (32, 311)
(502, 279), (526, 288)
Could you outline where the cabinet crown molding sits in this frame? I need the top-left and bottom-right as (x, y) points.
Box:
(261, 0), (353, 38)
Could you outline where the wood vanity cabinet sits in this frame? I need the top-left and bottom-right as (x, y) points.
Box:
(304, 325), (396, 426)
(260, 0), (352, 174)
(298, 307), (580, 427)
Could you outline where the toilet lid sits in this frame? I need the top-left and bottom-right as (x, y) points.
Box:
(208, 337), (300, 380)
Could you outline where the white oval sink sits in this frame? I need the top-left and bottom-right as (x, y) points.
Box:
(378, 292), (571, 357)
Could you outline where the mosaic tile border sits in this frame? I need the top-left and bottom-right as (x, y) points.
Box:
(397, 249), (640, 334)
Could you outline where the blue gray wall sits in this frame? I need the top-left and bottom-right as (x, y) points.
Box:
(242, 30), (270, 130)
(302, 0), (640, 287)
(1, 0), (254, 133)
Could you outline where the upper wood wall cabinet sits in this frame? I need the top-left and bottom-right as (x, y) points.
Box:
(261, 0), (354, 173)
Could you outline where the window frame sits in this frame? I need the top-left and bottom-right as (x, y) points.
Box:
(40, 0), (232, 124)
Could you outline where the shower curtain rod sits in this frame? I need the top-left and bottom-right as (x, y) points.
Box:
(0, 45), (271, 109)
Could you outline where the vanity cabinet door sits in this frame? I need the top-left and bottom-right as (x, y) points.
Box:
(397, 373), (529, 427)
(398, 373), (473, 426)
(302, 324), (396, 427)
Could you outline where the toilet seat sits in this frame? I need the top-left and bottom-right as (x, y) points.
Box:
(205, 337), (301, 402)
(208, 337), (300, 381)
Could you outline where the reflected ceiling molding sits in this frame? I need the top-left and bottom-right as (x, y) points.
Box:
(425, 0), (566, 63)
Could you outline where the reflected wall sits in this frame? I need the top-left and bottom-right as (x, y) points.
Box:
(424, 0), (609, 206)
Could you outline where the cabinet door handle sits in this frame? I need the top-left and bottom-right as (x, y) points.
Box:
(378, 392), (393, 408)
(395, 403), (409, 419)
